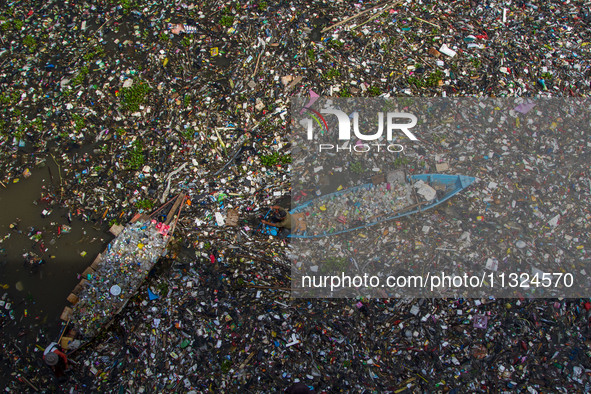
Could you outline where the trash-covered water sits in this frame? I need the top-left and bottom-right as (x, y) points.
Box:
(0, 161), (111, 340)
(2, 0), (591, 392)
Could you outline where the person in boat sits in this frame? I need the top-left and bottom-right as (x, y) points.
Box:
(261, 206), (292, 230)
(43, 342), (69, 380)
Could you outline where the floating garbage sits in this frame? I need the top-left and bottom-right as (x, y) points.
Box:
(0, 0), (589, 392)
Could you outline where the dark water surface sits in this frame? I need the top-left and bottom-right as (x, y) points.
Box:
(0, 162), (111, 340)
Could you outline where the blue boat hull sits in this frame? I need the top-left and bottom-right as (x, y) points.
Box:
(262, 174), (475, 239)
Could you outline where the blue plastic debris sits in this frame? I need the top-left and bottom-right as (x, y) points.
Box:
(148, 288), (159, 300)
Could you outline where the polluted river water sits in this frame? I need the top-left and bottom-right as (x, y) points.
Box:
(0, 160), (111, 340)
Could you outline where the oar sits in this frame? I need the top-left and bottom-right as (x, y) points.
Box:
(56, 318), (70, 347)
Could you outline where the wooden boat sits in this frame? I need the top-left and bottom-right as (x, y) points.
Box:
(261, 172), (475, 239)
(57, 193), (186, 350)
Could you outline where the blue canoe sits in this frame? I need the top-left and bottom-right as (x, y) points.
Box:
(261, 174), (475, 239)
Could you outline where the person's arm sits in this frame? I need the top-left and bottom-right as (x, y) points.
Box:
(43, 342), (58, 356)
(261, 219), (280, 227)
